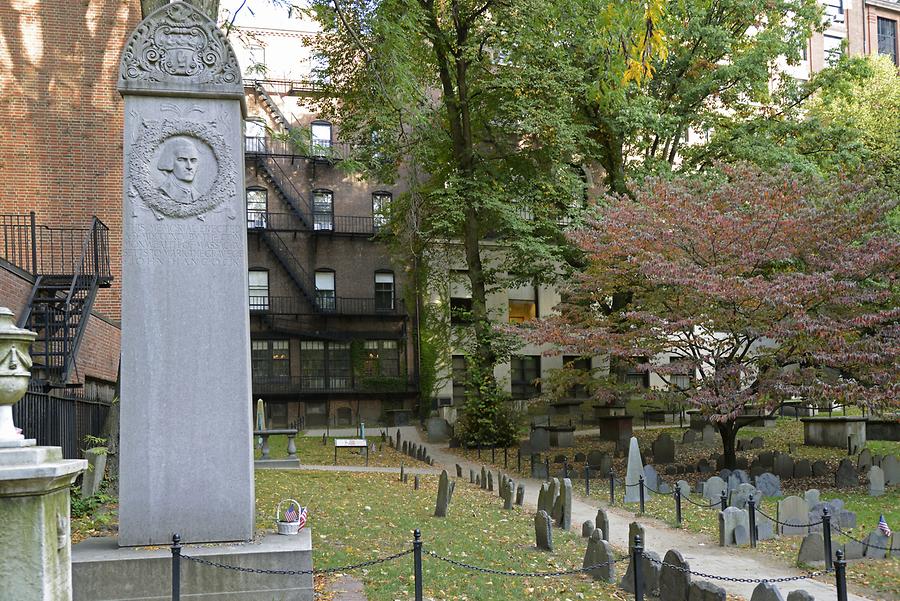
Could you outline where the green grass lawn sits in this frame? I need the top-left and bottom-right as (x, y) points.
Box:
(255, 469), (635, 601)
(254, 435), (429, 468)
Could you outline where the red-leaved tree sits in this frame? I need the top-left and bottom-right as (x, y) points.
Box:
(528, 166), (900, 468)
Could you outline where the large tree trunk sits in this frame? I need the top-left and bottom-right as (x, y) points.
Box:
(718, 421), (739, 470)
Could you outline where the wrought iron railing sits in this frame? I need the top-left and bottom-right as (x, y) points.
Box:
(245, 135), (351, 161)
(250, 295), (406, 316)
(248, 211), (378, 235)
(252, 374), (413, 394)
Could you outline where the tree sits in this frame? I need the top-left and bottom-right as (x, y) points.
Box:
(307, 0), (662, 444)
(526, 165), (899, 468)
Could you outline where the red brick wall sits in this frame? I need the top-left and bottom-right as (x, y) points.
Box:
(0, 0), (143, 320)
(0, 263), (35, 316)
(75, 314), (121, 384)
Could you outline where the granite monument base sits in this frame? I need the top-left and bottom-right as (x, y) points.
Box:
(802, 417), (867, 449)
(72, 531), (313, 601)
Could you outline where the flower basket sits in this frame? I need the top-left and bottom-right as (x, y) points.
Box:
(275, 499), (305, 535)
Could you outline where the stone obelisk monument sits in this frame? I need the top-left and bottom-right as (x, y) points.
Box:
(117, 1), (254, 546)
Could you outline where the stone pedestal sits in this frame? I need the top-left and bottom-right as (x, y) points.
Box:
(593, 404), (627, 417)
(117, 2), (254, 546)
(548, 425), (576, 448)
(0, 443), (86, 601)
(596, 415), (633, 446)
(801, 417), (867, 449)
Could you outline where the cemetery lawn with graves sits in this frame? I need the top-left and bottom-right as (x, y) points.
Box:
(254, 435), (423, 467)
(447, 417), (900, 599)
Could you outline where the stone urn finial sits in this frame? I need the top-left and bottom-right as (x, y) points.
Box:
(0, 307), (37, 443)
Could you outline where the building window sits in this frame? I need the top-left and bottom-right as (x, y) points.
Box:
(824, 0), (844, 23)
(452, 355), (468, 404)
(311, 120), (332, 154)
(563, 356), (591, 399)
(669, 356), (692, 392)
(511, 355), (541, 399)
(328, 342), (352, 389)
(245, 120), (266, 153)
(312, 189), (334, 231)
(373, 271), (395, 311)
(449, 297), (473, 324)
(247, 187), (267, 229)
(878, 17), (898, 65)
(823, 34), (843, 64)
(251, 339), (290, 382)
(508, 300), (536, 323)
(363, 340), (400, 377)
(315, 270), (336, 311)
(249, 269), (269, 311)
(299, 341), (326, 389)
(373, 191), (391, 230)
(449, 270), (472, 324)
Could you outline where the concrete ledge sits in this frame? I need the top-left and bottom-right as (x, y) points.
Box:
(72, 531), (313, 601)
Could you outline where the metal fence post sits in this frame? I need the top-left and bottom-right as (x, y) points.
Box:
(834, 549), (848, 601)
(609, 469), (615, 505)
(720, 490), (727, 512)
(823, 506), (833, 572)
(504, 447), (508, 468)
(413, 529), (423, 601)
(563, 459), (569, 480)
(492, 446), (495, 463)
(171, 533), (181, 601)
(517, 449), (521, 473)
(478, 444), (481, 460)
(29, 211), (37, 273)
(585, 464), (591, 496)
(748, 494), (757, 548)
(545, 457), (550, 480)
(632, 534), (644, 601)
(674, 486), (682, 526)
(639, 475), (645, 514)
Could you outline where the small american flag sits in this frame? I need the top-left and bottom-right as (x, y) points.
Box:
(283, 504), (299, 523)
(297, 506), (308, 529)
(878, 514), (892, 537)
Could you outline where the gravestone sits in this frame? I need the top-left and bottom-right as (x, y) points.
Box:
(414, 475), (420, 490)
(548, 478), (560, 515)
(786, 592), (815, 601)
(118, 1), (253, 545)
(758, 452), (775, 468)
(587, 450), (608, 470)
(82, 448), (107, 498)
(719, 507), (749, 546)
(755, 472), (782, 497)
(530, 427), (550, 453)
(864, 530), (891, 559)
(751, 436), (764, 449)
(682, 430), (699, 443)
(530, 456), (548, 479)
(583, 529), (616, 582)
(620, 549), (660, 595)
(750, 582), (785, 601)
(537, 483), (550, 513)
(469, 469), (475, 484)
(777, 496), (809, 536)
(727, 469), (750, 491)
(625, 437), (644, 503)
(515, 484), (525, 505)
(503, 480), (514, 510)
(425, 416), (450, 442)
(701, 425), (716, 443)
(456, 464), (462, 478)
(797, 532), (825, 563)
(794, 459), (812, 478)
(595, 508), (610, 542)
(868, 465), (885, 496)
(812, 460), (828, 477)
(774, 455), (794, 480)
(643, 465), (659, 497)
(857, 448), (872, 472)
(842, 540), (865, 560)
(676, 480), (692, 498)
(574, 452), (586, 463)
(756, 511), (776, 541)
(487, 471), (493, 492)
(703, 476), (727, 503)
(659, 549), (691, 601)
(582, 520), (595, 538)
(481, 466), (487, 489)
(728, 483), (759, 510)
(689, 580), (726, 601)
(534, 510), (553, 551)
(652, 433), (675, 463)
(719, 468), (732, 482)
(882, 454), (898, 485)
(554, 478), (573, 530)
(804, 489), (820, 511)
(734, 525), (750, 546)
(697, 459), (714, 473)
(835, 459), (858, 488)
(629, 522), (645, 549)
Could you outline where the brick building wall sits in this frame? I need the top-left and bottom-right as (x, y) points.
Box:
(0, 0), (144, 320)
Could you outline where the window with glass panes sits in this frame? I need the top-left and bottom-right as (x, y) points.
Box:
(251, 340), (290, 382)
(299, 341), (325, 389)
(311, 121), (332, 153)
(312, 189), (333, 230)
(510, 355), (540, 399)
(669, 356), (692, 392)
(315, 270), (335, 311)
(246, 187), (267, 228)
(374, 271), (395, 311)
(452, 355), (467, 404)
(245, 120), (266, 153)
(823, 34), (843, 64)
(373, 192), (391, 230)
(248, 270), (269, 311)
(878, 17), (898, 65)
(363, 340), (400, 377)
(327, 342), (352, 389)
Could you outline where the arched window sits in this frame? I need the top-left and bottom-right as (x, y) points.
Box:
(246, 187), (268, 229)
(374, 270), (395, 311)
(372, 191), (392, 231)
(312, 189), (334, 231)
(311, 120), (332, 154)
(315, 269), (336, 311)
(248, 269), (269, 311)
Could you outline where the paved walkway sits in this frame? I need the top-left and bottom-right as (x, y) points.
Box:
(387, 426), (874, 601)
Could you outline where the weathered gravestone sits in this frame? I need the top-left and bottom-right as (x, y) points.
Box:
(812, 460), (828, 477)
(456, 464), (462, 478)
(620, 548), (660, 595)
(868, 465), (885, 496)
(503, 479), (515, 510)
(858, 448), (872, 471)
(487, 470), (493, 492)
(786, 591), (815, 601)
(701, 424), (717, 443)
(583, 529), (616, 582)
(777, 495), (809, 536)
(794, 459), (812, 478)
(728, 483), (759, 510)
(582, 520), (595, 538)
(629, 522), (646, 549)
(118, 4), (254, 544)
(676, 480), (692, 498)
(553, 478), (573, 529)
(469, 469), (475, 484)
(515, 484), (525, 505)
(530, 427), (550, 453)
(659, 549), (691, 601)
(682, 430), (699, 443)
(534, 510), (553, 551)
(841, 539), (865, 560)
(595, 508), (610, 541)
(689, 580), (726, 601)
(756, 472), (782, 497)
(804, 489), (820, 511)
(774, 455), (794, 480)
(537, 482), (551, 513)
(719, 507), (750, 546)
(652, 433), (676, 464)
(756, 510), (776, 541)
(835, 459), (858, 488)
(797, 532), (825, 563)
(643, 465), (659, 498)
(481, 466), (487, 489)
(750, 582), (785, 601)
(548, 478), (560, 515)
(625, 437), (644, 503)
(414, 475), (420, 490)
(882, 454), (899, 486)
(751, 436), (764, 449)
(864, 530), (892, 559)
(82, 448), (107, 498)
(703, 476), (727, 503)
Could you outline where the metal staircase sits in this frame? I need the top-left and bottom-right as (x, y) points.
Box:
(14, 217), (112, 386)
(254, 82), (293, 131)
(259, 230), (322, 312)
(252, 156), (311, 228)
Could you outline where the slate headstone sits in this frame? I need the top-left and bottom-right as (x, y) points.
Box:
(750, 582), (785, 601)
(554, 478), (573, 530)
(689, 580), (726, 601)
(835, 459), (858, 488)
(683, 429), (699, 443)
(481, 466), (487, 489)
(751, 436), (764, 449)
(574, 452), (586, 463)
(774, 455), (794, 480)
(643, 465), (659, 498)
(734, 524), (750, 546)
(534, 510), (553, 551)
(629, 522), (646, 549)
(659, 549), (691, 601)
(487, 470), (493, 492)
(864, 530), (891, 559)
(456, 464), (462, 478)
(703, 476), (727, 503)
(548, 478), (560, 516)
(758, 452), (775, 468)
(842, 540), (865, 560)
(677, 480), (692, 498)
(620, 549), (660, 595)
(804, 489), (820, 511)
(537, 483), (550, 513)
(882, 454), (898, 486)
(797, 532), (825, 563)
(868, 465), (885, 496)
(414, 475), (420, 490)
(728, 483), (759, 510)
(434, 470), (451, 517)
(777, 495), (809, 536)
(582, 520), (595, 538)
(503, 480), (514, 510)
(719, 507), (750, 546)
(583, 529), (616, 582)
(857, 448), (872, 472)
(811, 460), (828, 477)
(756, 511), (776, 541)
(469, 468), (475, 484)
(756, 472), (782, 497)
(652, 433), (676, 464)
(786, 592), (815, 601)
(794, 459), (812, 478)
(701, 425), (716, 443)
(515, 483), (525, 505)
(81, 448), (107, 498)
(595, 508), (609, 542)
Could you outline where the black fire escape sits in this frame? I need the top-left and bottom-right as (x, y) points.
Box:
(1, 212), (112, 388)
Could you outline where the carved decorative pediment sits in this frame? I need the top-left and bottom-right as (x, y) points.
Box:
(119, 1), (242, 95)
